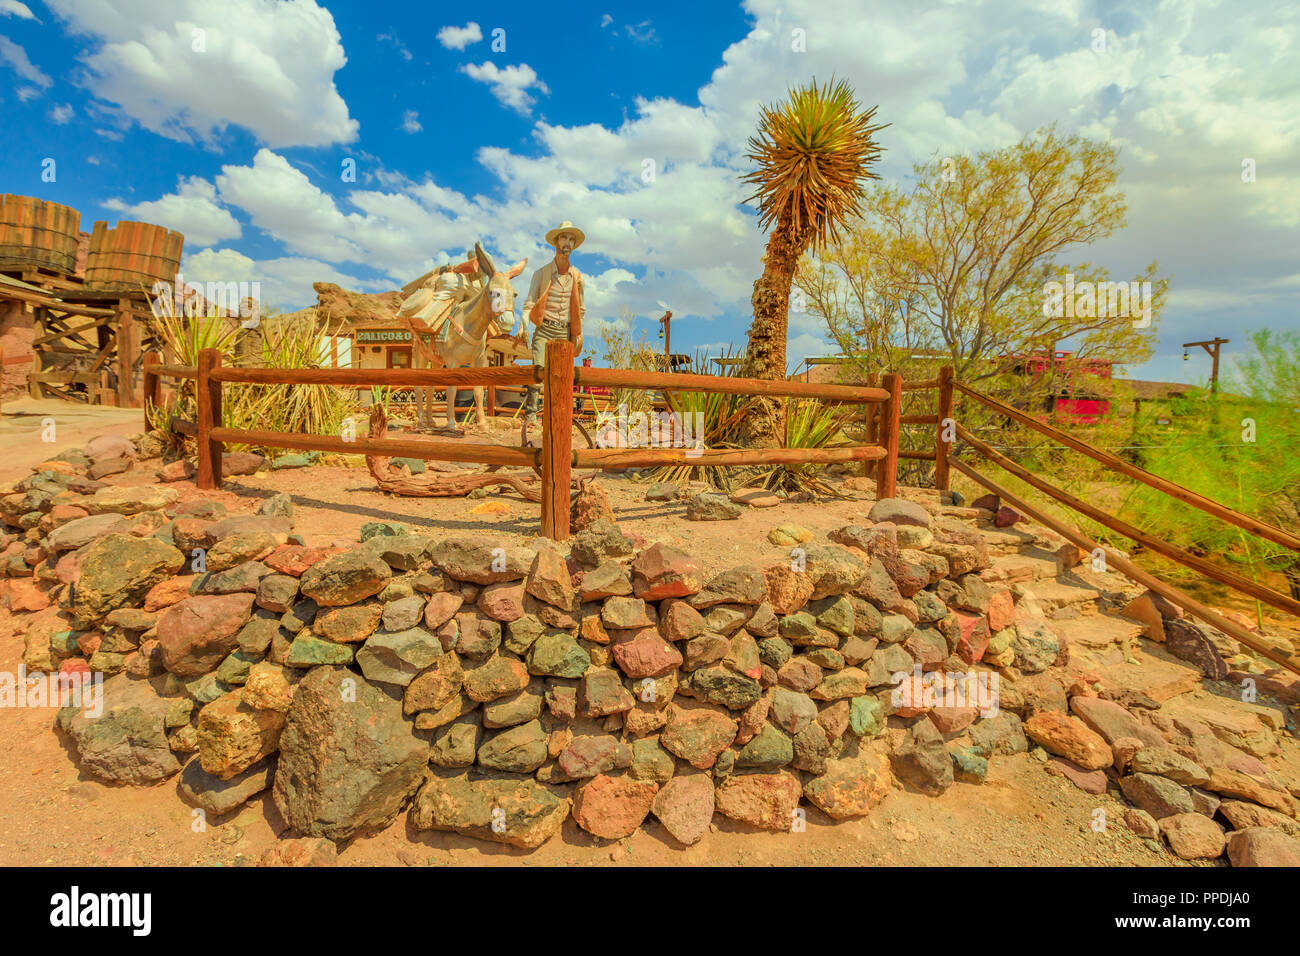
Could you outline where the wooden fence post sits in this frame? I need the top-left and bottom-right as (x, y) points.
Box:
(934, 364), (954, 492)
(541, 339), (574, 540)
(142, 352), (161, 433)
(876, 372), (901, 500)
(196, 348), (223, 490)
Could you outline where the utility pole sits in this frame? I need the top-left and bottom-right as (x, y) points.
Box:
(1182, 337), (1229, 393)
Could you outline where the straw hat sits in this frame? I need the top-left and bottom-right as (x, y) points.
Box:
(545, 221), (586, 249)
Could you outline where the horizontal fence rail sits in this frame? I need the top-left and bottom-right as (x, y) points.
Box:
(949, 378), (1299, 676)
(956, 424), (1300, 619)
(950, 458), (1300, 677)
(955, 381), (1300, 554)
(143, 345), (913, 540)
(575, 366), (891, 403)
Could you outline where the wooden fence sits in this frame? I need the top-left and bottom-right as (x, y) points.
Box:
(946, 379), (1300, 677)
(144, 341), (902, 542)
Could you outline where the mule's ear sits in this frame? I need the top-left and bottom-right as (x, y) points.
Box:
(505, 258), (527, 279)
(474, 242), (496, 279)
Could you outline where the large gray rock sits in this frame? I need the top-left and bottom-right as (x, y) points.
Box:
(409, 769), (570, 848)
(298, 550), (391, 606)
(46, 513), (131, 552)
(59, 674), (181, 785)
(178, 756), (276, 815)
(71, 534), (185, 627)
(272, 667), (427, 840)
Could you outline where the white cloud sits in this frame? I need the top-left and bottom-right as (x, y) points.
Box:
(437, 22), (482, 50)
(48, 102), (73, 123)
(181, 247), (372, 312)
(0, 1), (37, 20)
(600, 14), (612, 28)
(461, 61), (549, 115)
(0, 35), (49, 87)
(105, 175), (242, 248)
(400, 109), (421, 134)
(15, 84), (38, 101)
(109, 0), (1300, 376)
(45, 0), (358, 147)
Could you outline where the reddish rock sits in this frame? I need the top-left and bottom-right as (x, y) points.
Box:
(632, 543), (702, 600)
(222, 452), (266, 475)
(714, 770), (802, 830)
(661, 706), (737, 769)
(954, 612), (989, 664)
(477, 581), (526, 622)
(1046, 756), (1108, 793)
(570, 480), (615, 533)
(609, 625), (683, 679)
(660, 599), (706, 642)
(6, 578), (50, 612)
(1226, 828), (1300, 867)
(1025, 711), (1112, 770)
(763, 564), (814, 615)
(987, 589), (1014, 633)
(157, 460), (196, 482)
(258, 837), (338, 867)
(928, 705), (978, 735)
(571, 773), (657, 839)
(526, 547), (575, 610)
(264, 545), (337, 578)
(993, 506), (1021, 528)
(1160, 812), (1226, 860)
(651, 773), (715, 845)
(157, 593), (256, 678)
(423, 591), (464, 630)
(143, 575), (198, 612)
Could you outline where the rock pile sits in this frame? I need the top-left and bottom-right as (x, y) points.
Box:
(2, 434), (1298, 865)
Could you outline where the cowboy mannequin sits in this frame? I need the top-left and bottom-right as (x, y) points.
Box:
(521, 221), (585, 431)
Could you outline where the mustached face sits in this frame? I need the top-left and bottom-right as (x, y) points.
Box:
(554, 233), (577, 255)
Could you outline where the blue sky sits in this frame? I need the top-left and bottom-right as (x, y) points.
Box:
(1, 0), (1296, 387)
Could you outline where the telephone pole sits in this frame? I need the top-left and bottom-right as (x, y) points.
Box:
(1182, 337), (1229, 393)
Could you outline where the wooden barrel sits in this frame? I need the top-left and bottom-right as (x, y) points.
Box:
(84, 220), (184, 294)
(0, 194), (82, 276)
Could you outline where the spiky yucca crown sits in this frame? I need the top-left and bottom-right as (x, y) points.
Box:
(742, 77), (887, 249)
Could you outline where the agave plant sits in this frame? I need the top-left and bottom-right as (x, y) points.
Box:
(740, 77), (886, 385)
(642, 347), (758, 489)
(146, 301), (355, 456)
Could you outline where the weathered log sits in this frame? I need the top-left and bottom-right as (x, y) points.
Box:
(365, 406), (541, 501)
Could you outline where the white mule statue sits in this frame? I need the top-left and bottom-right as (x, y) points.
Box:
(396, 243), (526, 435)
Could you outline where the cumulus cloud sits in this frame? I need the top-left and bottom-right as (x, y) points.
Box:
(44, 0), (358, 147)
(0, 35), (49, 87)
(101, 0), (1300, 372)
(400, 109), (421, 134)
(461, 61), (549, 115)
(437, 21), (482, 50)
(0, 1), (37, 20)
(48, 102), (73, 123)
(105, 175), (242, 249)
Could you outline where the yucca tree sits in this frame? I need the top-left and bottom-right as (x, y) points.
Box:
(741, 78), (886, 383)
